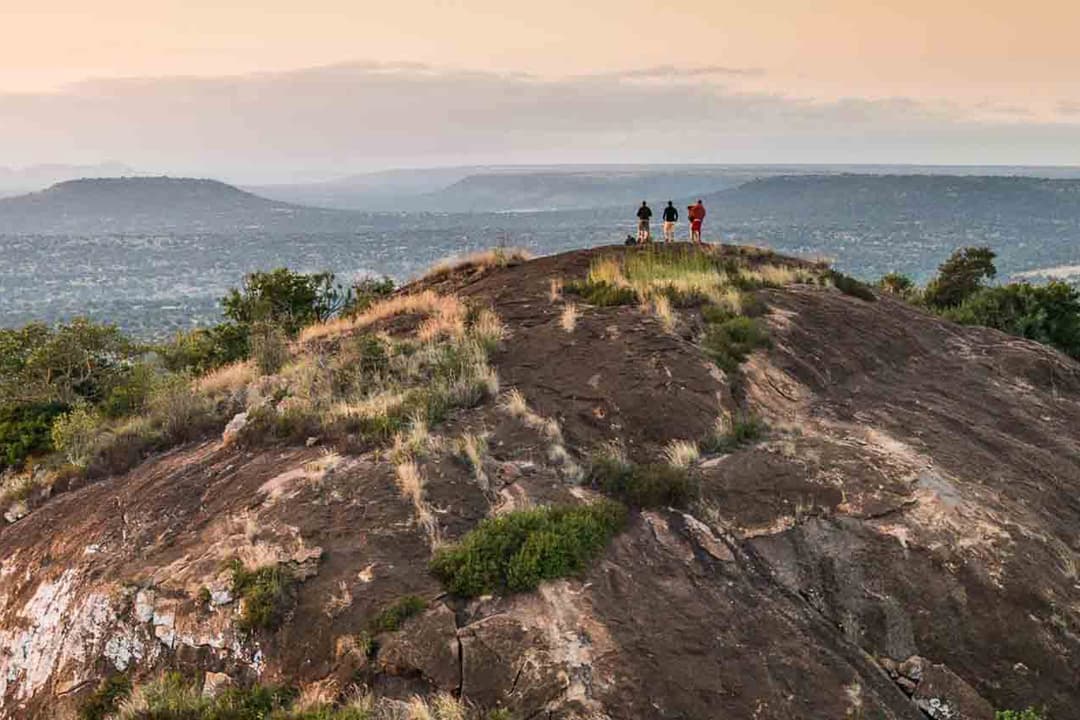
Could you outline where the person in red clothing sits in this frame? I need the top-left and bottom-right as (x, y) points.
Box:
(689, 199), (707, 244)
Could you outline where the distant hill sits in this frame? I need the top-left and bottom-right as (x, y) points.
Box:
(0, 163), (145, 197)
(702, 173), (1080, 223)
(0, 176), (360, 233)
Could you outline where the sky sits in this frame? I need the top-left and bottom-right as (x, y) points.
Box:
(2, 0), (1079, 182)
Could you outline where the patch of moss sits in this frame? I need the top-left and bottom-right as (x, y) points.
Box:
(430, 501), (627, 597)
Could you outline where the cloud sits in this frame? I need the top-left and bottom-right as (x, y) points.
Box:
(1058, 100), (1080, 116)
(0, 62), (1076, 182)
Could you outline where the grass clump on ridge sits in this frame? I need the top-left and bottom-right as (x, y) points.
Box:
(78, 673), (132, 720)
(230, 560), (297, 632)
(369, 595), (427, 633)
(701, 315), (770, 373)
(430, 500), (627, 597)
(702, 413), (767, 454)
(587, 452), (697, 509)
(109, 671), (476, 720)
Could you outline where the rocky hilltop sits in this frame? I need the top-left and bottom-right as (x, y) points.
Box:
(1, 245), (1078, 719)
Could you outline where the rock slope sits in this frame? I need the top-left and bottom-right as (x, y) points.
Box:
(1, 245), (1078, 719)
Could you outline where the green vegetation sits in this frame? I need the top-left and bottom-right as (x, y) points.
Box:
(370, 595), (427, 633)
(158, 322), (250, 376)
(78, 673), (132, 720)
(880, 246), (1080, 360)
(223, 268), (352, 336)
(924, 247), (997, 309)
(702, 413), (767, 454)
(701, 316), (770, 373)
(587, 455), (696, 508)
(430, 500), (627, 597)
(110, 673), (478, 719)
(878, 272), (916, 298)
(0, 402), (67, 471)
(827, 270), (877, 301)
(346, 276), (396, 314)
(230, 560), (297, 632)
(563, 279), (637, 306)
(943, 281), (1080, 358)
(995, 709), (1047, 720)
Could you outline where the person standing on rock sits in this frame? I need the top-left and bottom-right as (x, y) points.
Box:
(636, 201), (653, 243)
(689, 199), (707, 244)
(662, 201), (678, 243)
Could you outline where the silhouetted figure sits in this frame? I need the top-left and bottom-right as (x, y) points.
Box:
(662, 201), (678, 243)
(636, 201), (653, 243)
(689, 199), (707, 244)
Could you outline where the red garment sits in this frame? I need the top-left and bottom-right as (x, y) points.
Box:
(691, 219), (703, 231)
(689, 203), (707, 221)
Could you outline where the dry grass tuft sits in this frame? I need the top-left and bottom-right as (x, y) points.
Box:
(560, 303), (580, 333)
(456, 432), (489, 490)
(472, 308), (507, 350)
(549, 277), (564, 302)
(648, 294), (676, 332)
(195, 360), (256, 396)
(293, 678), (340, 711)
(663, 440), (700, 468)
(301, 290), (465, 342)
(422, 247), (534, 281)
(500, 389), (530, 419)
(395, 460), (439, 544)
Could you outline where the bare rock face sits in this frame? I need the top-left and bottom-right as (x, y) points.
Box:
(1, 246), (1078, 719)
(912, 661), (995, 720)
(376, 605), (460, 691)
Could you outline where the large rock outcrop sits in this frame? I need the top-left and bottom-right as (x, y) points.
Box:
(1, 246), (1077, 719)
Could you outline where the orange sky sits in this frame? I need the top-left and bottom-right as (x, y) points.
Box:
(4, 0), (1078, 118)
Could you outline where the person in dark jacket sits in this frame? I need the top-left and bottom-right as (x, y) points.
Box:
(661, 201), (679, 243)
(636, 201), (653, 243)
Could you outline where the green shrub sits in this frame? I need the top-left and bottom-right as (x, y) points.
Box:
(878, 272), (915, 297)
(113, 672), (293, 719)
(230, 560), (297, 632)
(828, 270), (876, 301)
(564, 280), (637, 306)
(924, 246), (997, 309)
(588, 457), (696, 508)
(0, 318), (138, 406)
(158, 322), (250, 375)
(102, 363), (162, 418)
(50, 402), (105, 468)
(223, 268), (351, 336)
(0, 402), (68, 471)
(995, 709), (1047, 720)
(430, 501), (627, 597)
(703, 414), (767, 453)
(78, 673), (132, 720)
(250, 322), (290, 375)
(346, 276), (396, 315)
(701, 316), (770, 372)
(943, 281), (1080, 359)
(370, 595), (427, 633)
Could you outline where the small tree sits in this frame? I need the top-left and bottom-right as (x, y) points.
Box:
(222, 269), (351, 336)
(0, 318), (137, 406)
(924, 247), (997, 308)
(879, 272), (915, 297)
(51, 402), (104, 468)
